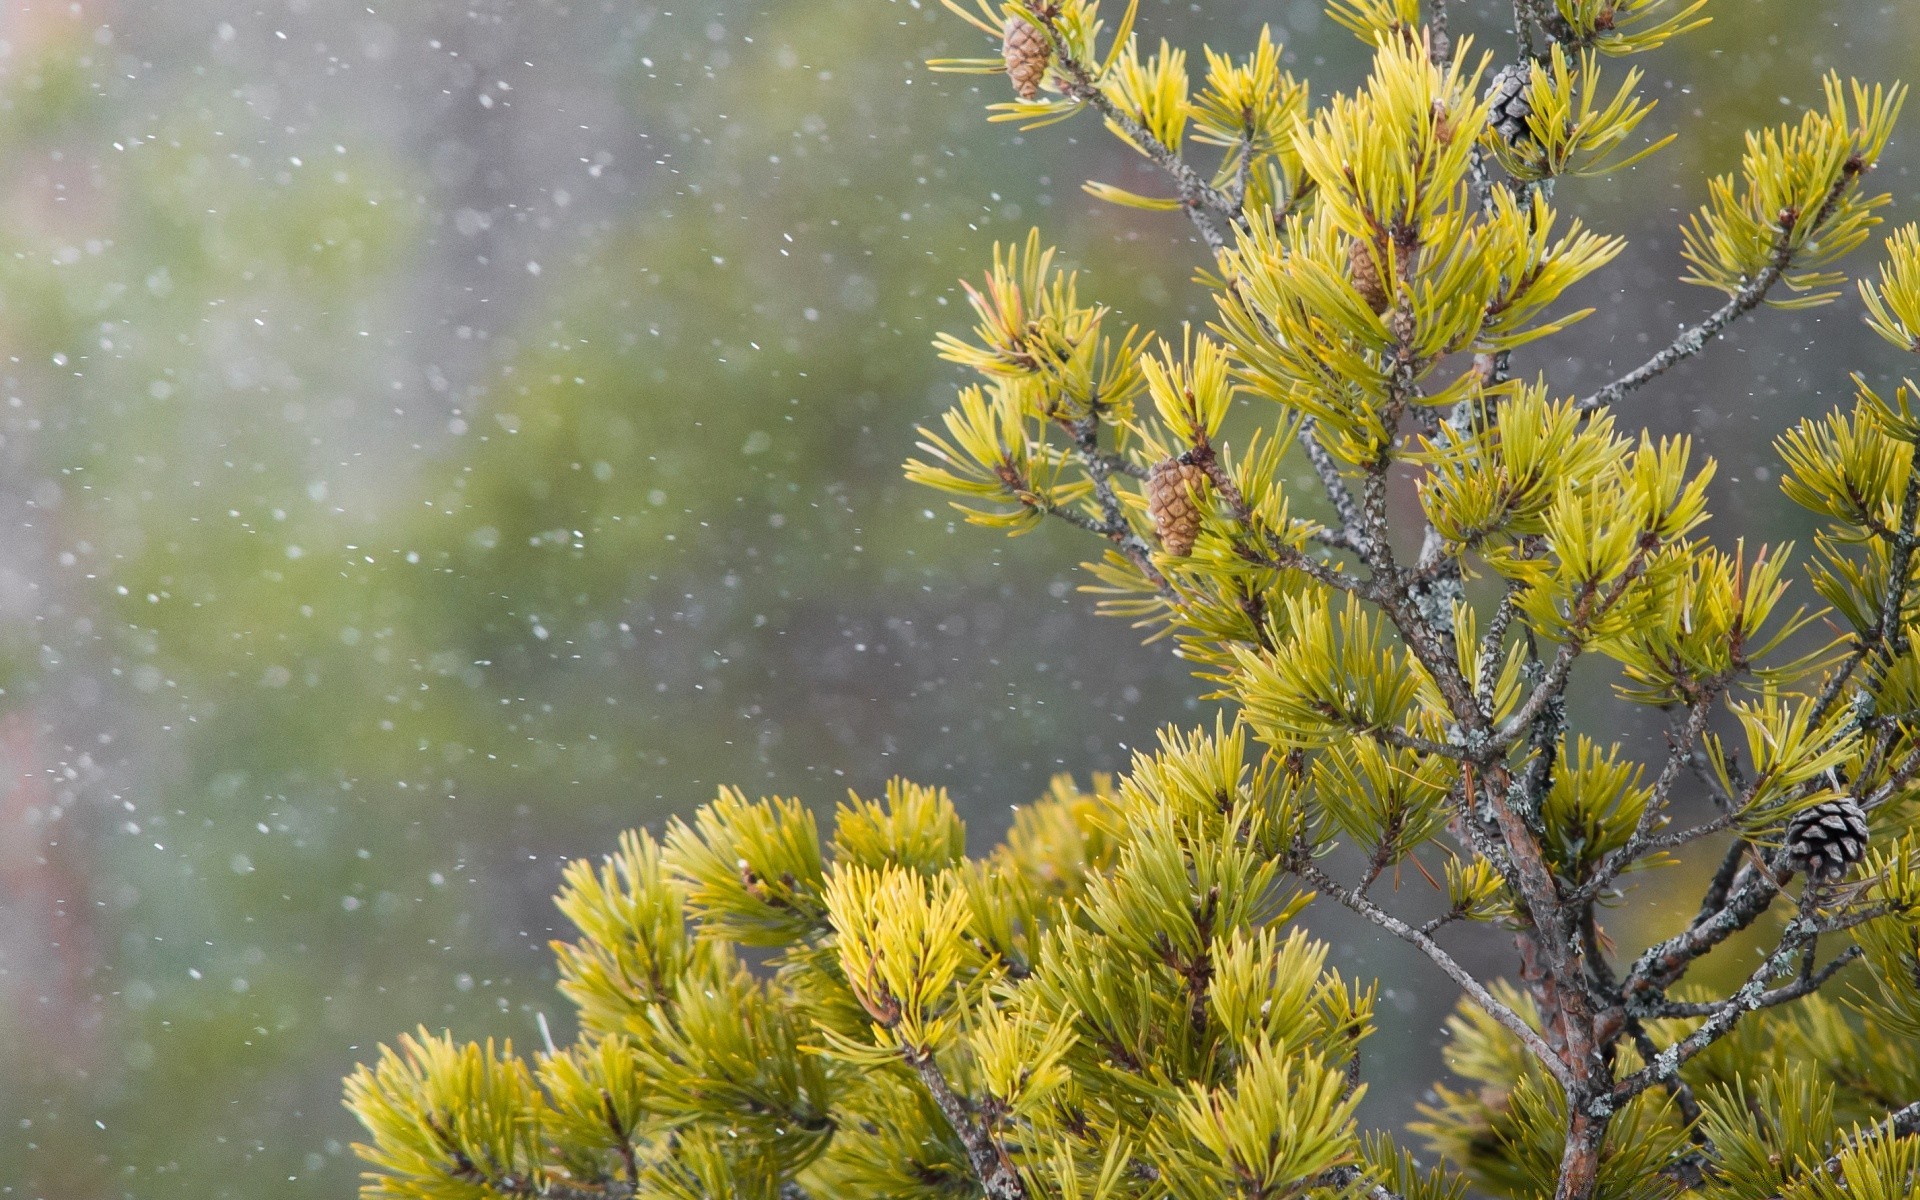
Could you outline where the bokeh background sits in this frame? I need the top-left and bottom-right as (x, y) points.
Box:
(0, 1), (1915, 1196)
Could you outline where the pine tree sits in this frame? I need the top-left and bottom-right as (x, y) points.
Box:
(345, 3), (1920, 1198)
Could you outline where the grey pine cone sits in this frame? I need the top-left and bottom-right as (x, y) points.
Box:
(1785, 796), (1870, 884)
(1486, 62), (1535, 146)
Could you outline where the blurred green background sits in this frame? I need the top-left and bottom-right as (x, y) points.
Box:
(0, 1), (1914, 1196)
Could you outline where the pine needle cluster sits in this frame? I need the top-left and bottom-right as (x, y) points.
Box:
(346, 3), (1920, 1198)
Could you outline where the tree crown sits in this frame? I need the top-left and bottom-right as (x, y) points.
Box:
(346, 3), (1920, 1198)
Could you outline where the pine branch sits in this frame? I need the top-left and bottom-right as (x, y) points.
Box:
(1227, 122), (1256, 212)
(1694, 836), (1751, 924)
(905, 1046), (1028, 1200)
(1808, 459), (1920, 731)
(1614, 680), (1885, 1007)
(1067, 414), (1178, 600)
(1089, 449), (1150, 481)
(1474, 579), (1525, 715)
(1428, 0), (1453, 64)
(1627, 1010), (1713, 1187)
(1569, 695), (1723, 903)
(1234, 537), (1368, 598)
(1016, 421), (1176, 603)
(1301, 420), (1367, 543)
(1607, 908), (1820, 1110)
(1040, 18), (1238, 253)
(1773, 1099), (1920, 1198)
(1867, 742), (1920, 810)
(1372, 725), (1472, 760)
(1621, 860), (1786, 1013)
(1319, 1164), (1409, 1200)
(1492, 543), (1660, 755)
(1294, 857), (1577, 1091)
(1509, 0), (1544, 56)
(1611, 908), (1880, 1109)
(1311, 523), (1366, 554)
(1644, 946), (1862, 1019)
(1031, 494), (1174, 602)
(1874, 455), (1920, 659)
(1578, 171), (1858, 413)
(542, 1185), (633, 1200)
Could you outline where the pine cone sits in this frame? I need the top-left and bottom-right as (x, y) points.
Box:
(1003, 16), (1050, 101)
(1348, 236), (1389, 313)
(1485, 62), (1535, 146)
(1148, 458), (1208, 557)
(1785, 796), (1870, 884)
(1386, 305), (1417, 349)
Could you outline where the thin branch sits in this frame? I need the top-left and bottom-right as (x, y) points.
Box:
(1295, 857), (1576, 1091)
(1428, 0), (1452, 64)
(1612, 904), (1884, 1111)
(1626, 1016), (1705, 1134)
(905, 1046), (1028, 1200)
(1636, 810), (1738, 856)
(1301, 420), (1367, 542)
(1695, 836), (1750, 924)
(1867, 743), (1920, 810)
(1053, 414), (1178, 603)
(542, 1186), (633, 1200)
(1645, 945), (1862, 1019)
(1368, 723), (1473, 761)
(1043, 25), (1237, 252)
(1033, 498), (1120, 538)
(1578, 171), (1857, 412)
(1418, 899), (1473, 937)
(1807, 463), (1920, 731)
(1234, 537), (1368, 597)
(1772, 1099), (1920, 1198)
(1227, 122), (1255, 212)
(1474, 578), (1524, 714)
(1807, 650), (1867, 730)
(1509, 0), (1542, 56)
(1192, 435), (1368, 602)
(1318, 1165), (1408, 1200)
(1622, 858), (1786, 1013)
(1608, 906), (1823, 1110)
(1492, 544), (1658, 753)
(1091, 450), (1149, 481)
(1310, 523), (1366, 554)
(1570, 695), (1722, 903)
(1874, 460), (1920, 660)
(1684, 739), (1743, 815)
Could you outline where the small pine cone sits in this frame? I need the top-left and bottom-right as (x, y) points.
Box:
(1148, 458), (1208, 557)
(1785, 796), (1870, 884)
(1348, 236), (1389, 313)
(1385, 305), (1417, 348)
(1003, 16), (1050, 101)
(1485, 62), (1535, 146)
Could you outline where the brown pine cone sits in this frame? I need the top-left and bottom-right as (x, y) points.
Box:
(1785, 796), (1869, 884)
(1003, 16), (1051, 101)
(1348, 236), (1389, 313)
(1148, 458), (1208, 557)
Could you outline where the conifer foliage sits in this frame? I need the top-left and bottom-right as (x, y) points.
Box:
(347, 3), (1920, 1198)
